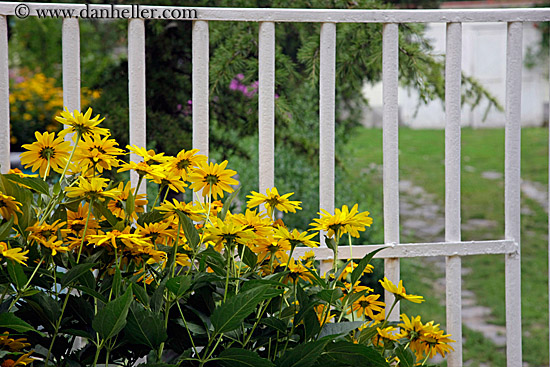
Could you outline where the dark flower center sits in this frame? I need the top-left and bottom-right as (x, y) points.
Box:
(39, 147), (55, 159)
(205, 174), (220, 186)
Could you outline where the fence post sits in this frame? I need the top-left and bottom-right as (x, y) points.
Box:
(504, 21), (522, 367)
(128, 18), (146, 196)
(444, 21), (463, 367)
(0, 16), (9, 174)
(382, 22), (400, 320)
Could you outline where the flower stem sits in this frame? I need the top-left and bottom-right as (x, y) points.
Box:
(60, 131), (82, 182)
(151, 184), (165, 208)
(45, 289), (72, 367)
(76, 198), (93, 263)
(223, 242), (233, 303)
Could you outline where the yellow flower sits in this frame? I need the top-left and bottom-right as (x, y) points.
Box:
(0, 242), (29, 265)
(88, 228), (151, 250)
(117, 161), (165, 181)
(0, 331), (31, 351)
(150, 170), (187, 194)
(379, 277), (424, 304)
(135, 221), (175, 244)
(396, 314), (426, 340)
(164, 148), (207, 179)
(309, 204), (373, 239)
(314, 304), (335, 324)
(229, 209), (273, 237)
(63, 202), (100, 237)
(20, 131), (71, 177)
(246, 187), (302, 218)
(107, 182), (147, 221)
(273, 227), (318, 248)
(204, 217), (255, 248)
(156, 199), (205, 222)
(27, 220), (66, 244)
(56, 107), (109, 139)
(0, 194), (22, 224)
(7, 168), (38, 178)
(127, 145), (170, 166)
(187, 160), (238, 199)
(417, 325), (455, 359)
(8, 351), (36, 366)
(73, 133), (123, 174)
(300, 249), (316, 265)
(251, 237), (290, 263)
(372, 326), (399, 347)
(339, 262), (373, 280)
(38, 236), (70, 256)
(65, 177), (120, 202)
(279, 256), (314, 283)
(349, 294), (385, 319)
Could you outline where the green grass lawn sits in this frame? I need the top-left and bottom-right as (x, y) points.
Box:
(342, 127), (549, 366)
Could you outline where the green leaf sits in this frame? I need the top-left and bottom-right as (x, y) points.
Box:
(350, 247), (387, 285)
(317, 288), (343, 304)
(133, 284), (149, 306)
(275, 340), (328, 367)
(166, 275), (192, 298)
(218, 186), (241, 221)
(62, 198), (82, 213)
(0, 313), (44, 335)
(125, 189), (135, 219)
(93, 200), (119, 227)
(176, 211), (200, 251)
(325, 236), (337, 253)
(7, 260), (28, 290)
(211, 286), (279, 334)
(217, 348), (274, 367)
(340, 289), (368, 310)
(53, 181), (61, 195)
(0, 217), (14, 240)
(260, 317), (288, 333)
(175, 319), (206, 335)
(238, 244), (257, 269)
(4, 174), (49, 196)
(318, 321), (365, 339)
(0, 176), (34, 233)
(112, 267), (122, 298)
(92, 285), (133, 340)
(125, 303), (167, 349)
(60, 263), (96, 289)
(315, 341), (390, 367)
(137, 210), (165, 226)
(73, 285), (108, 304)
(151, 278), (167, 314)
(394, 344), (415, 367)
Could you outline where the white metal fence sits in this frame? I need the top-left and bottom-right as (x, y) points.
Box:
(1, 3), (549, 366)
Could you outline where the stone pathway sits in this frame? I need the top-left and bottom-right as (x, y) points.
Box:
(399, 180), (506, 349)
(521, 179), (548, 213)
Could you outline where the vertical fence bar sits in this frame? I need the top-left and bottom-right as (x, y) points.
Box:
(319, 22), (336, 275)
(62, 17), (80, 135)
(128, 19), (146, 195)
(258, 21), (275, 192)
(0, 16), (9, 174)
(382, 23), (400, 320)
(192, 20), (209, 158)
(444, 22), (463, 367)
(504, 21), (523, 367)
(548, 36), (550, 367)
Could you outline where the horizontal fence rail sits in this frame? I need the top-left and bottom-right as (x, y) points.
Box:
(1, 3), (549, 366)
(0, 3), (550, 22)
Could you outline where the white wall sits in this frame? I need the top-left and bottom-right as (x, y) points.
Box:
(361, 22), (548, 128)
